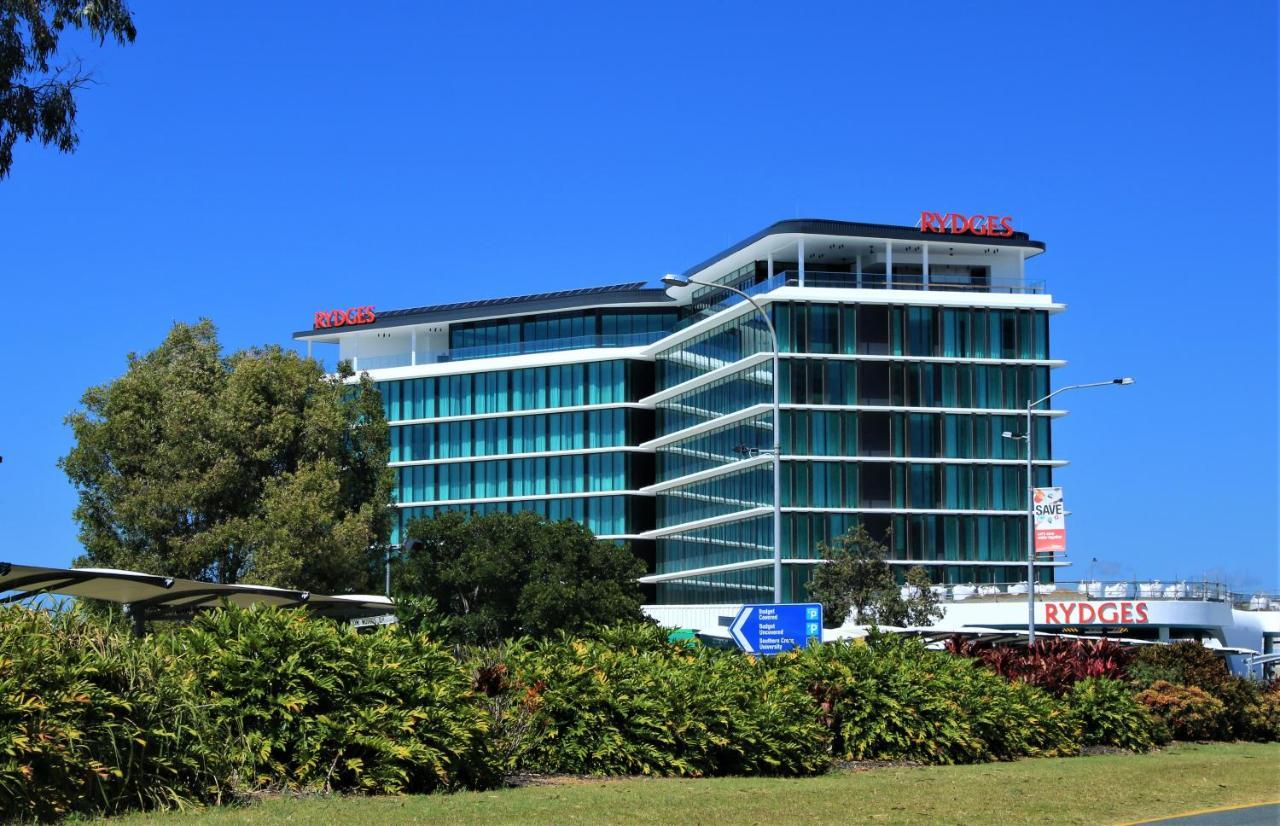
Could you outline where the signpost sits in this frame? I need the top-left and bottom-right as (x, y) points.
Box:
(729, 603), (823, 655)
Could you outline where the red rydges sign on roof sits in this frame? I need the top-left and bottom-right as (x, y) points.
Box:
(314, 306), (376, 329)
(919, 212), (1015, 237)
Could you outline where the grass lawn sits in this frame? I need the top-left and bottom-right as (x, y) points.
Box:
(114, 743), (1280, 826)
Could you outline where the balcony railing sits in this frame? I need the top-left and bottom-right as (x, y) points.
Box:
(692, 270), (1046, 318)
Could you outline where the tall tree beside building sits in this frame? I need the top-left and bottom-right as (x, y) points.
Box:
(395, 510), (647, 644)
(807, 524), (943, 628)
(0, 0), (136, 179)
(60, 320), (394, 592)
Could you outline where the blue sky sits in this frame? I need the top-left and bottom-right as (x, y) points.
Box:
(3, 2), (1277, 589)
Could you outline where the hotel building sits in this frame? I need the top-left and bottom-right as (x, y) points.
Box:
(294, 217), (1061, 605)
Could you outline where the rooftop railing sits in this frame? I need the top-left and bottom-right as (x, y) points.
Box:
(692, 270), (1046, 318)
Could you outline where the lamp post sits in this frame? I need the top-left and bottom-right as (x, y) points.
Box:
(1003, 377), (1134, 644)
(662, 274), (784, 604)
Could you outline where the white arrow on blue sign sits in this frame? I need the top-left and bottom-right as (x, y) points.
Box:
(729, 603), (823, 655)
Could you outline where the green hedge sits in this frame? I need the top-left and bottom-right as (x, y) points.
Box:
(0, 606), (223, 820)
(3, 606), (1276, 822)
(489, 631), (831, 777)
(169, 607), (488, 795)
(775, 633), (1078, 764)
(1066, 678), (1162, 751)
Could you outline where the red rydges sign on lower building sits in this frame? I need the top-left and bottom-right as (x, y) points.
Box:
(1042, 601), (1150, 625)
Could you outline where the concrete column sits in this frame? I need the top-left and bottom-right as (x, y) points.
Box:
(885, 242), (893, 288)
(306, 340), (312, 360)
(797, 238), (805, 286)
(767, 252), (773, 280)
(855, 254), (862, 287)
(410, 329), (417, 366)
(922, 244), (930, 290)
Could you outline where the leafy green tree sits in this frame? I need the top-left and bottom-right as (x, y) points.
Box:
(901, 565), (944, 627)
(60, 320), (394, 593)
(806, 525), (943, 628)
(394, 510), (646, 644)
(1, 0), (136, 179)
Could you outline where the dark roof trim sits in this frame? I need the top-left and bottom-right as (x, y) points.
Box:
(382, 281), (651, 318)
(682, 218), (1046, 278)
(295, 282), (675, 339)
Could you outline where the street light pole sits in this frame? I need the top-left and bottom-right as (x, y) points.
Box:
(1009, 378), (1134, 645)
(663, 274), (783, 603)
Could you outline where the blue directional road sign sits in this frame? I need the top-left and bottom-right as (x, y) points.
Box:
(729, 603), (823, 655)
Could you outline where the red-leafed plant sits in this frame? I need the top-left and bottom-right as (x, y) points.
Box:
(946, 637), (1136, 696)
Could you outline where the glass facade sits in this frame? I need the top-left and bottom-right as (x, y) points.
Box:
(394, 494), (647, 543)
(375, 355), (658, 545)
(305, 229), (1059, 607)
(651, 296), (1056, 598)
(377, 360), (640, 420)
(450, 308), (677, 350)
(772, 303), (1049, 359)
(389, 408), (644, 462)
(396, 451), (641, 503)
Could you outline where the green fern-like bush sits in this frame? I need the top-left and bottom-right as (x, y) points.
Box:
(167, 605), (489, 795)
(490, 629), (830, 777)
(1066, 678), (1161, 751)
(0, 605), (225, 821)
(776, 633), (1078, 764)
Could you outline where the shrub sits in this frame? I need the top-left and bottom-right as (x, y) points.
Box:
(0, 605), (224, 821)
(1135, 680), (1226, 741)
(1214, 676), (1265, 741)
(974, 677), (1082, 760)
(783, 633), (1077, 764)
(491, 630), (831, 777)
(1129, 644), (1274, 741)
(1066, 678), (1160, 751)
(947, 637), (1134, 696)
(168, 606), (488, 795)
(1129, 641), (1229, 693)
(1255, 685), (1280, 742)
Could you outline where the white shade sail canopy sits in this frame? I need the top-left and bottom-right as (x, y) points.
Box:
(0, 562), (393, 620)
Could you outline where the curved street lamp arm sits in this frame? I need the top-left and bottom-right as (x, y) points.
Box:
(686, 277), (780, 349)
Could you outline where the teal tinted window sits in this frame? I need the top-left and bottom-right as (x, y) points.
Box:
(656, 515), (771, 574)
(657, 413), (772, 481)
(390, 408), (635, 462)
(655, 314), (773, 389)
(395, 451), (636, 503)
(377, 361), (637, 422)
(658, 464), (771, 527)
(449, 309), (677, 358)
(656, 363), (772, 435)
(394, 494), (640, 543)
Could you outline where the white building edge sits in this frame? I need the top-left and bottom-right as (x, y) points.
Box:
(647, 581), (1280, 677)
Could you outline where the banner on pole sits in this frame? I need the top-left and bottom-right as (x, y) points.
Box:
(1033, 487), (1066, 554)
